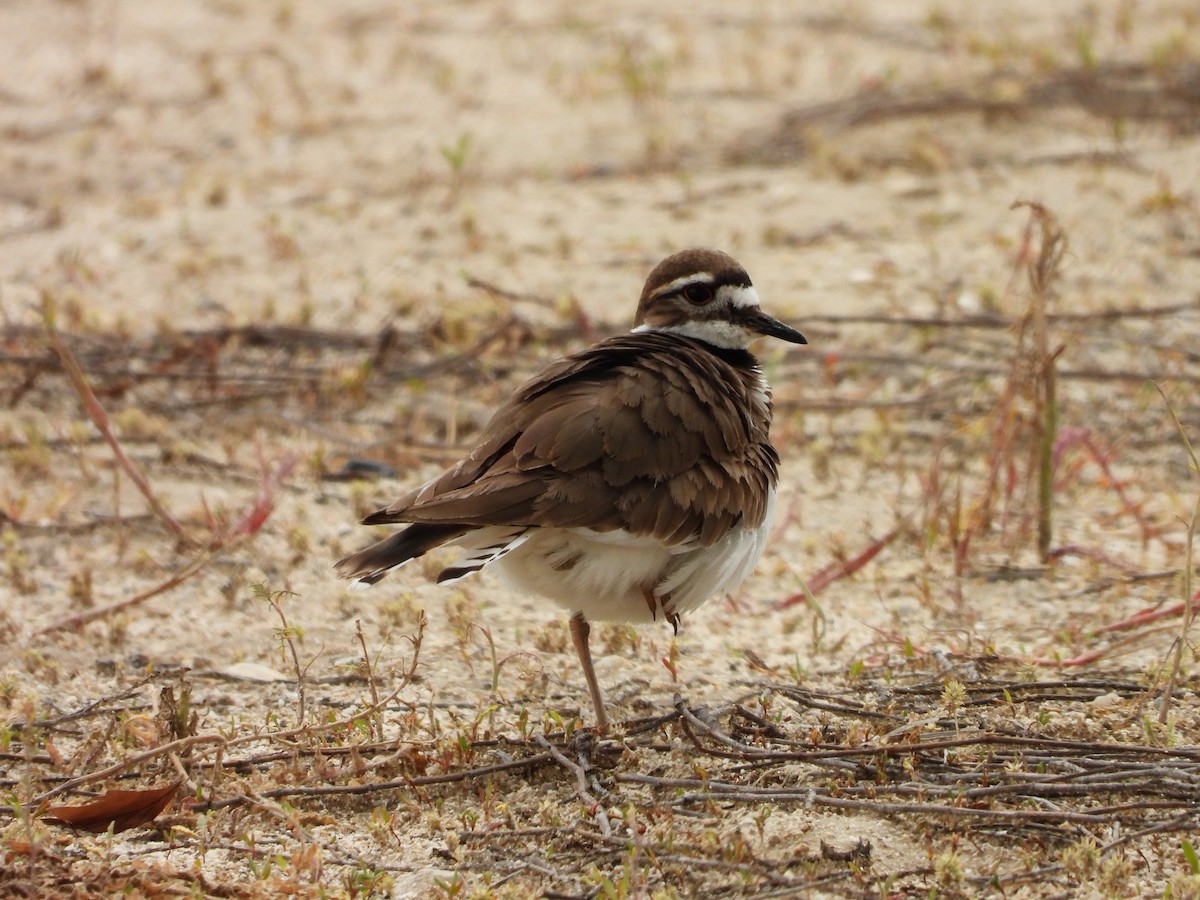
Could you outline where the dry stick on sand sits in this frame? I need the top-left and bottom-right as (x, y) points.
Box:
(534, 734), (612, 838)
(40, 300), (298, 633)
(191, 753), (558, 813)
(36, 548), (215, 635)
(35, 458), (290, 634)
(43, 293), (193, 546)
(26, 617), (428, 806)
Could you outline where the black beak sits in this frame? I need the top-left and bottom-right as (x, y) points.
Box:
(745, 309), (807, 344)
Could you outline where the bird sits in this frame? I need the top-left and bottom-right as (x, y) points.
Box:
(335, 248), (806, 730)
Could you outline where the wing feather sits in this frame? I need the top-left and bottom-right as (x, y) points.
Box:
(360, 332), (779, 547)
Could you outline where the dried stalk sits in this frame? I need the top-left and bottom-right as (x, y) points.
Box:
(1013, 201), (1068, 561)
(42, 294), (193, 545)
(1157, 384), (1200, 724)
(35, 549), (214, 635)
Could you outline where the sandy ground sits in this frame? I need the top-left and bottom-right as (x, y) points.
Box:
(3, 1), (1200, 897)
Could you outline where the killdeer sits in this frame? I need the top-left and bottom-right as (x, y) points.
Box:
(336, 249), (806, 729)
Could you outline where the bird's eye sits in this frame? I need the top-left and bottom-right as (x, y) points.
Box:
(682, 283), (714, 304)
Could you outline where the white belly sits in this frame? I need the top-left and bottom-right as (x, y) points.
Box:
(492, 489), (776, 624)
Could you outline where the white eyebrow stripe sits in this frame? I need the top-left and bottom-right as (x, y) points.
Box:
(649, 272), (716, 297)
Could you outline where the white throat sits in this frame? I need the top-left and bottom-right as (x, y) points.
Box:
(632, 319), (754, 349)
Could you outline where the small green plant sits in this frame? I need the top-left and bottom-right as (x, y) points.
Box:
(751, 803), (773, 842)
(933, 849), (964, 890)
(585, 862), (633, 900)
(1098, 851), (1134, 896)
(439, 132), (474, 198)
(345, 863), (393, 897)
(242, 832), (282, 880)
(255, 583), (310, 725)
(1183, 839), (1200, 874)
(940, 678), (967, 719)
(434, 871), (466, 898)
(1061, 837), (1101, 881)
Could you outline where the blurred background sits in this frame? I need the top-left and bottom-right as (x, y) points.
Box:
(3, 0), (1198, 337)
(3, 3), (1200, 895)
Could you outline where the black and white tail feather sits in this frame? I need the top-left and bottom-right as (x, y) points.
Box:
(435, 529), (531, 584)
(338, 521), (530, 590)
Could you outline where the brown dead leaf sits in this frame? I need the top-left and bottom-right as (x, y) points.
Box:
(43, 780), (182, 834)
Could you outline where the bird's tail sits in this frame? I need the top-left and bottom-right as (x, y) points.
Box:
(335, 523), (468, 585)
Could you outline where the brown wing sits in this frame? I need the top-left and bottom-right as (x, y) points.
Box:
(363, 333), (779, 547)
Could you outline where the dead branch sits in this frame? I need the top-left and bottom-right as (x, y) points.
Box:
(534, 734), (612, 837)
(189, 752), (557, 813)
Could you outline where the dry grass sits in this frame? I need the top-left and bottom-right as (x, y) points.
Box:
(7, 660), (1200, 897)
(3, 1), (1200, 897)
(3, 241), (1199, 896)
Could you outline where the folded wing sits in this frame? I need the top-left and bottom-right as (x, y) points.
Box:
(362, 332), (779, 548)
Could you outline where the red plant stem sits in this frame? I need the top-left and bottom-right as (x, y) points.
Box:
(45, 309), (193, 546)
(775, 530), (897, 609)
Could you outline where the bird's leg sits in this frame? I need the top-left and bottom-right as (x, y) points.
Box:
(569, 613), (609, 732)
